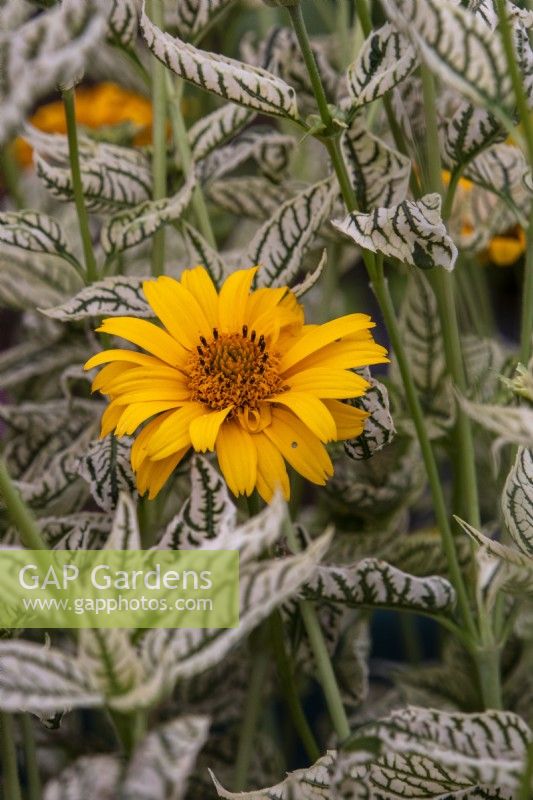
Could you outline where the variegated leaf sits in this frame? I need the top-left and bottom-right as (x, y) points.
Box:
(188, 102), (254, 162)
(28, 129), (152, 212)
(455, 516), (532, 569)
(0, 334), (89, 391)
(344, 374), (395, 460)
(305, 559), (456, 615)
(206, 177), (293, 221)
(0, 249), (83, 312)
(347, 23), (418, 109)
(43, 756), (120, 800)
(0, 211), (79, 266)
(502, 447), (533, 557)
(457, 394), (533, 446)
(170, 0), (235, 40)
(383, 0), (514, 114)
(101, 172), (196, 256)
(291, 249), (326, 298)
(140, 4), (299, 120)
(78, 435), (137, 512)
(332, 194), (458, 271)
(247, 178), (336, 287)
(341, 118), (411, 210)
(79, 629), (144, 698)
(112, 532), (332, 710)
(382, 528), (472, 577)
(199, 128), (295, 183)
(0, 641), (102, 714)
(105, 491), (141, 550)
(158, 455), (236, 549)
(211, 751), (336, 799)
(391, 273), (453, 434)
(38, 513), (112, 550)
(7, 429), (95, 515)
(108, 0), (139, 46)
(364, 707), (531, 791)
(464, 143), (530, 202)
(442, 101), (503, 169)
(42, 276), (152, 321)
(122, 716), (210, 800)
(0, 0), (107, 145)
(180, 222), (226, 287)
(329, 438), (426, 520)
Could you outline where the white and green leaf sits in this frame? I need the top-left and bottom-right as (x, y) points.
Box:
(122, 715), (210, 800)
(247, 177), (336, 287)
(42, 276), (152, 321)
(0, 249), (83, 312)
(206, 177), (294, 222)
(347, 23), (418, 109)
(180, 221), (227, 287)
(105, 491), (141, 550)
(78, 435), (137, 512)
(502, 447), (533, 557)
(169, 0), (235, 41)
(140, 4), (299, 120)
(188, 102), (255, 162)
(332, 193), (458, 272)
(341, 118), (411, 210)
(344, 374), (396, 460)
(0, 210), (79, 267)
(108, 0), (139, 46)
(43, 756), (120, 800)
(101, 172), (196, 256)
(304, 559), (456, 615)
(0, 641), (102, 714)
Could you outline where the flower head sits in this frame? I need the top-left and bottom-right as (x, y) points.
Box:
(85, 267), (388, 502)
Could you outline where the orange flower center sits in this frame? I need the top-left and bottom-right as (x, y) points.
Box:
(187, 327), (285, 412)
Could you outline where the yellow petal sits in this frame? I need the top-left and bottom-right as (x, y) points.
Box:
(218, 267), (257, 333)
(323, 399), (368, 440)
(267, 392), (336, 442)
(286, 367), (370, 398)
(279, 314), (374, 372)
(92, 362), (134, 393)
(97, 318), (186, 367)
(189, 406), (233, 452)
(143, 276), (213, 350)
(108, 385), (191, 404)
(181, 266), (219, 329)
(84, 349), (165, 371)
(145, 403), (206, 460)
(136, 449), (189, 499)
(265, 407), (333, 485)
(283, 337), (389, 375)
(254, 431), (290, 502)
(99, 367), (188, 396)
(131, 413), (174, 471)
(100, 401), (124, 437)
(215, 420), (257, 496)
(115, 400), (184, 436)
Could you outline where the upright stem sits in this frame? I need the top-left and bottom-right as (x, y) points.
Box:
(166, 77), (217, 249)
(268, 611), (321, 762)
(0, 147), (24, 210)
(0, 457), (47, 550)
(148, 0), (168, 276)
(289, 5), (333, 129)
(284, 519), (351, 742)
(21, 714), (41, 800)
(62, 88), (98, 283)
(0, 713), (22, 800)
(233, 644), (269, 791)
(494, 0), (533, 363)
(421, 66), (481, 529)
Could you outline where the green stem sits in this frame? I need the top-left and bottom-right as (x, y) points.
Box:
(108, 709), (146, 758)
(0, 457), (47, 550)
(269, 611), (321, 762)
(0, 147), (24, 210)
(233, 644), (269, 791)
(0, 713), (22, 800)
(21, 714), (41, 800)
(473, 646), (503, 710)
(421, 66), (481, 530)
(284, 519), (350, 742)
(494, 0), (533, 363)
(518, 741), (533, 800)
(166, 77), (217, 249)
(287, 3), (478, 644)
(62, 88), (98, 284)
(288, 5), (334, 129)
(148, 0), (167, 276)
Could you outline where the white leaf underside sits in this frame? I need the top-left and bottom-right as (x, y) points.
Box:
(42, 276), (152, 321)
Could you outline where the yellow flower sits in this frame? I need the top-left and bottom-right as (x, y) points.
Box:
(84, 267), (388, 502)
(14, 83), (153, 167)
(486, 226), (526, 267)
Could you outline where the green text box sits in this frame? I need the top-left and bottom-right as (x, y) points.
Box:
(0, 550), (239, 629)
